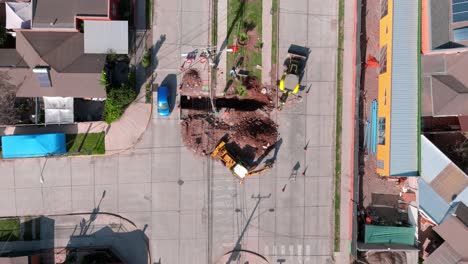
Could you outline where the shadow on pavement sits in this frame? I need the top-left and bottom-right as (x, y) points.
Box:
(0, 209), (150, 264)
(151, 34), (167, 73)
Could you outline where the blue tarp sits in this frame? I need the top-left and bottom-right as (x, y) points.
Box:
(1, 133), (66, 159)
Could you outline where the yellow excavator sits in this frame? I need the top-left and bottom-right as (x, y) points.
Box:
(211, 140), (273, 184)
(278, 45), (309, 110)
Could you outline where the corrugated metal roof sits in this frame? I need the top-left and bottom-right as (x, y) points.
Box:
(84, 21), (128, 54)
(419, 178), (450, 224)
(389, 0), (419, 176)
(364, 225), (415, 246)
(421, 136), (450, 183)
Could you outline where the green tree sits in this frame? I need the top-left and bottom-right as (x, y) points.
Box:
(103, 84), (137, 123)
(141, 50), (151, 68)
(0, 26), (8, 48)
(235, 85), (248, 97)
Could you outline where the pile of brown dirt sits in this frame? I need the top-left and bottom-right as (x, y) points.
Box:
(181, 69), (204, 95)
(224, 77), (276, 110)
(181, 110), (278, 163)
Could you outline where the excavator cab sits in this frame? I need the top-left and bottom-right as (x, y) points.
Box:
(278, 45), (309, 110)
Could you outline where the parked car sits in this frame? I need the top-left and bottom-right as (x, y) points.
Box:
(157, 86), (170, 116)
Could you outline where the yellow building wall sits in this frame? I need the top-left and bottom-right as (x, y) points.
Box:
(376, 0), (393, 176)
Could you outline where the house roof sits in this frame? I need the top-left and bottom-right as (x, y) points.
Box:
(420, 135), (468, 224)
(424, 242), (463, 264)
(389, 0), (419, 176)
(17, 31), (106, 73)
(12, 31), (106, 98)
(0, 49), (28, 68)
(433, 216), (468, 259)
(430, 163), (468, 203)
(32, 0), (108, 29)
(419, 177), (451, 224)
(15, 69), (106, 98)
(17, 31), (106, 96)
(5, 1), (32, 29)
(455, 202), (468, 226)
(84, 21), (128, 54)
(0, 257), (29, 264)
(422, 52), (468, 117)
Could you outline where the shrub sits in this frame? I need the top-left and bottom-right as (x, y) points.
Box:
(107, 51), (118, 62)
(99, 70), (108, 87)
(127, 69), (136, 86)
(103, 84), (137, 123)
(235, 85), (248, 97)
(145, 83), (152, 103)
(0, 26), (7, 48)
(255, 40), (263, 49)
(141, 50), (151, 68)
(238, 32), (249, 42)
(243, 20), (256, 32)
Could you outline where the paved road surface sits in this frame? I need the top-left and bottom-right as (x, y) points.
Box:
(0, 0), (338, 263)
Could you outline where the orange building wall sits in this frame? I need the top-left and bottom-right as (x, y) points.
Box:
(376, 0), (393, 176)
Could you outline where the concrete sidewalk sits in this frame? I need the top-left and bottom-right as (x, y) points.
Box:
(336, 0), (358, 263)
(104, 87), (152, 155)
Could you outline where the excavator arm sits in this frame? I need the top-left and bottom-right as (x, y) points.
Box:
(239, 163), (274, 184)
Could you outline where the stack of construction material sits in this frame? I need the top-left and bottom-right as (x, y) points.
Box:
(363, 100), (378, 154)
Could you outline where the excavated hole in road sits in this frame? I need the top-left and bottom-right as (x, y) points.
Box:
(180, 96), (267, 111)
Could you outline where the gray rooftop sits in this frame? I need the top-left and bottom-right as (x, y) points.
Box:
(389, 0), (419, 176)
(32, 0), (108, 29)
(422, 51), (468, 117)
(84, 20), (129, 54)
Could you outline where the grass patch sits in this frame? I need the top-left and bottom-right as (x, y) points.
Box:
(235, 85), (248, 96)
(334, 0), (344, 253)
(146, 0), (152, 29)
(145, 83), (152, 103)
(0, 218), (20, 241)
(226, 0), (262, 81)
(271, 0), (278, 65)
(212, 0), (218, 46)
(66, 132), (106, 155)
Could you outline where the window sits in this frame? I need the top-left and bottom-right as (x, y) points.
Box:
(453, 0), (468, 22)
(378, 117), (386, 145)
(379, 45), (387, 74)
(381, 0), (388, 18)
(377, 160), (385, 169)
(33, 67), (51, 87)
